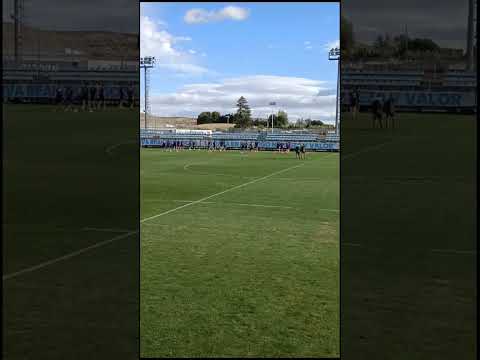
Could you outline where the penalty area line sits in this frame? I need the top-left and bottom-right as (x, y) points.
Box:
(141, 163), (305, 224)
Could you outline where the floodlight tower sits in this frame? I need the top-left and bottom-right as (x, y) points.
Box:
(269, 101), (277, 133)
(466, 0), (477, 70)
(328, 47), (340, 135)
(140, 56), (155, 128)
(11, 0), (25, 64)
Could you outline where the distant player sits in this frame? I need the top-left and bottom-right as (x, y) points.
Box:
(89, 83), (96, 112)
(54, 85), (63, 109)
(300, 144), (306, 159)
(98, 82), (106, 111)
(383, 94), (395, 129)
(80, 82), (89, 111)
(94, 82), (101, 109)
(118, 86), (126, 108)
(127, 83), (134, 109)
(63, 86), (74, 112)
(295, 145), (301, 159)
(350, 87), (359, 120)
(371, 98), (383, 128)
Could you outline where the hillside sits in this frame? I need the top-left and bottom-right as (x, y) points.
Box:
(139, 114), (237, 131)
(3, 22), (138, 60)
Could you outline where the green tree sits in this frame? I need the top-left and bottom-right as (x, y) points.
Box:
(234, 96), (252, 127)
(296, 118), (306, 128)
(219, 114), (232, 123)
(211, 111), (221, 123)
(268, 110), (288, 128)
(197, 111), (212, 124)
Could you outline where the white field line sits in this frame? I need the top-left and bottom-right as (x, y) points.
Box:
(141, 163), (305, 224)
(341, 139), (395, 161)
(82, 227), (136, 233)
(170, 200), (294, 209)
(3, 230), (137, 281)
(3, 163), (303, 281)
(430, 249), (476, 255)
(183, 162), (198, 171)
(105, 141), (137, 156)
(341, 244), (475, 255)
(272, 176), (334, 181)
(144, 199), (339, 212)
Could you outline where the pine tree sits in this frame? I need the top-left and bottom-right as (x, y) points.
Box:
(234, 96), (252, 127)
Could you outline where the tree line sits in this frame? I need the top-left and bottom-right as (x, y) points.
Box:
(196, 96), (324, 128)
(341, 15), (455, 61)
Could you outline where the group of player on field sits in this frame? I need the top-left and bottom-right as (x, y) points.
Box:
(54, 82), (135, 111)
(153, 139), (307, 158)
(349, 88), (396, 128)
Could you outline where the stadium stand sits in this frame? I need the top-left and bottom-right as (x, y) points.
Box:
(3, 57), (138, 105)
(341, 62), (477, 113)
(140, 128), (339, 152)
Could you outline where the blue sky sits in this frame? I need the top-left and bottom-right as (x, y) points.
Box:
(140, 2), (339, 123)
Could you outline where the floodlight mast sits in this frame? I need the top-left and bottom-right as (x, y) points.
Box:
(269, 102), (277, 133)
(328, 47), (340, 135)
(466, 0), (476, 70)
(140, 56), (156, 129)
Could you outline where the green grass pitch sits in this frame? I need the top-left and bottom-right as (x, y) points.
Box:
(3, 105), (139, 359)
(140, 150), (339, 357)
(340, 111), (476, 359)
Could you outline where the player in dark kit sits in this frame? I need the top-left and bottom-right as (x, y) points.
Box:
(81, 82), (89, 111)
(295, 145), (301, 159)
(63, 86), (74, 112)
(118, 86), (125, 108)
(89, 83), (97, 112)
(350, 87), (359, 120)
(127, 83), (134, 109)
(383, 94), (395, 128)
(300, 144), (306, 159)
(371, 98), (383, 128)
(54, 85), (63, 108)
(98, 82), (106, 111)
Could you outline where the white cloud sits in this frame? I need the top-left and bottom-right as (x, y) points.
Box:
(175, 36), (192, 42)
(140, 15), (208, 75)
(188, 49), (196, 54)
(184, 6), (250, 24)
(149, 75), (336, 123)
(157, 63), (208, 75)
(304, 41), (313, 50)
(324, 39), (340, 51)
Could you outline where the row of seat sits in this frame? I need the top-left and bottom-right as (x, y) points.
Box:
(140, 129), (332, 143)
